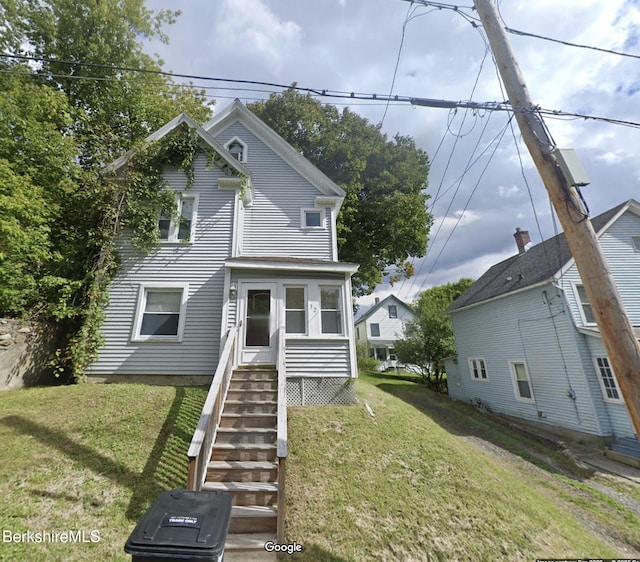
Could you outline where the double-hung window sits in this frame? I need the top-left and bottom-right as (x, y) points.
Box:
(594, 357), (622, 402)
(159, 193), (198, 243)
(285, 287), (306, 334)
(574, 284), (596, 325)
(469, 357), (488, 380)
(510, 361), (534, 401)
(370, 323), (380, 337)
(388, 305), (397, 318)
(320, 286), (342, 334)
(133, 284), (188, 341)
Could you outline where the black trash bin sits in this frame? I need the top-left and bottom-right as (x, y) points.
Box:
(124, 489), (232, 562)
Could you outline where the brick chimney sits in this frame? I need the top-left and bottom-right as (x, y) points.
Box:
(514, 227), (531, 254)
(374, 297), (380, 305)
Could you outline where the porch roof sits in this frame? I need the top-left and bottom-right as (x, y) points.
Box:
(225, 256), (359, 274)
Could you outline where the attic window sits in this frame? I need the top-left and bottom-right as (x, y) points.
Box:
(224, 137), (247, 162)
(301, 208), (325, 229)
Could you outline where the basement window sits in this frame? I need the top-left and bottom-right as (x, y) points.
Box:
(594, 357), (623, 403)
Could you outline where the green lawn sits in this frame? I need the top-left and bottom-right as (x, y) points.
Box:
(0, 375), (638, 561)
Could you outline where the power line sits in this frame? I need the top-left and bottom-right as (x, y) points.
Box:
(4, 51), (640, 131)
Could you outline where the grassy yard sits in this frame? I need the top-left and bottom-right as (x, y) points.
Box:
(0, 384), (207, 561)
(0, 375), (639, 561)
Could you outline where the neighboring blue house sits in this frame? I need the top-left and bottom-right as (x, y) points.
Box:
(444, 199), (640, 443)
(87, 100), (359, 404)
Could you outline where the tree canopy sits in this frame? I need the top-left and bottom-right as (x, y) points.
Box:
(394, 278), (474, 391)
(0, 0), (211, 377)
(249, 88), (432, 295)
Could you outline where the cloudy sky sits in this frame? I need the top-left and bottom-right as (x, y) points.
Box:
(145, 0), (640, 310)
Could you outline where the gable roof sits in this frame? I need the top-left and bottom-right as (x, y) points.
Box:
(447, 199), (636, 313)
(204, 99), (346, 207)
(108, 112), (251, 179)
(355, 294), (415, 325)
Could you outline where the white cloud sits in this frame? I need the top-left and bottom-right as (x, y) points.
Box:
(497, 185), (520, 198)
(214, 0), (301, 74)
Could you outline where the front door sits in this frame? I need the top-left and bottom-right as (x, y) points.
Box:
(240, 283), (277, 364)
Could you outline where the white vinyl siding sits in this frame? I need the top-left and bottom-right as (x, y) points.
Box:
(213, 122), (334, 259)
(285, 340), (351, 377)
(88, 153), (235, 376)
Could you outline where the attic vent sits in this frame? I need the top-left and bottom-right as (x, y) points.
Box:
(224, 137), (247, 162)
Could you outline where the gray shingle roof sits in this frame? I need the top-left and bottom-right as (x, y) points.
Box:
(355, 294), (414, 324)
(447, 201), (629, 313)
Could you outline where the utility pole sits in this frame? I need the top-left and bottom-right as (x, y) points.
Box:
(473, 0), (640, 438)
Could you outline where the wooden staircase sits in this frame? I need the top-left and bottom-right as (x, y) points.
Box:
(202, 366), (280, 560)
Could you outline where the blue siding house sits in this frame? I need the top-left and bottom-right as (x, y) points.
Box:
(87, 101), (359, 404)
(444, 200), (640, 441)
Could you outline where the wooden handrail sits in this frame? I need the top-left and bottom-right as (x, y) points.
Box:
(276, 324), (287, 543)
(187, 324), (238, 490)
(276, 324), (287, 459)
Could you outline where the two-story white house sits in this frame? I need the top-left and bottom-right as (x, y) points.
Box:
(355, 294), (415, 369)
(444, 200), (639, 454)
(87, 100), (359, 405)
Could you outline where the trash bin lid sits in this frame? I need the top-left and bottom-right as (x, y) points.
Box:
(125, 489), (232, 559)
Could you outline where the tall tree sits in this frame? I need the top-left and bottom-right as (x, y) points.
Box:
(249, 88), (431, 295)
(395, 278), (474, 391)
(0, 0), (210, 377)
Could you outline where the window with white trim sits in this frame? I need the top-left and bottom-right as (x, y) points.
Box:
(158, 193), (197, 243)
(468, 357), (488, 380)
(320, 286), (342, 334)
(574, 284), (596, 324)
(133, 285), (187, 341)
(388, 305), (397, 318)
(370, 323), (380, 337)
(285, 287), (306, 334)
(224, 137), (247, 162)
(595, 357), (622, 402)
(301, 208), (325, 229)
(510, 361), (534, 401)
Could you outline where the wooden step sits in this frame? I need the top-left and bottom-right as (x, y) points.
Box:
(224, 401), (277, 415)
(229, 380), (277, 391)
(232, 371), (277, 382)
(220, 413), (277, 429)
(202, 481), (278, 506)
(225, 532), (277, 552)
(211, 443), (276, 462)
(229, 505), (277, 534)
(216, 427), (276, 445)
(226, 389), (277, 402)
(207, 460), (277, 482)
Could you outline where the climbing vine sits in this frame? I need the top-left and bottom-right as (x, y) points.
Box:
(64, 123), (209, 380)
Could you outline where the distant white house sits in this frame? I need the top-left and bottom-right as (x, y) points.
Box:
(355, 294), (415, 369)
(444, 199), (640, 450)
